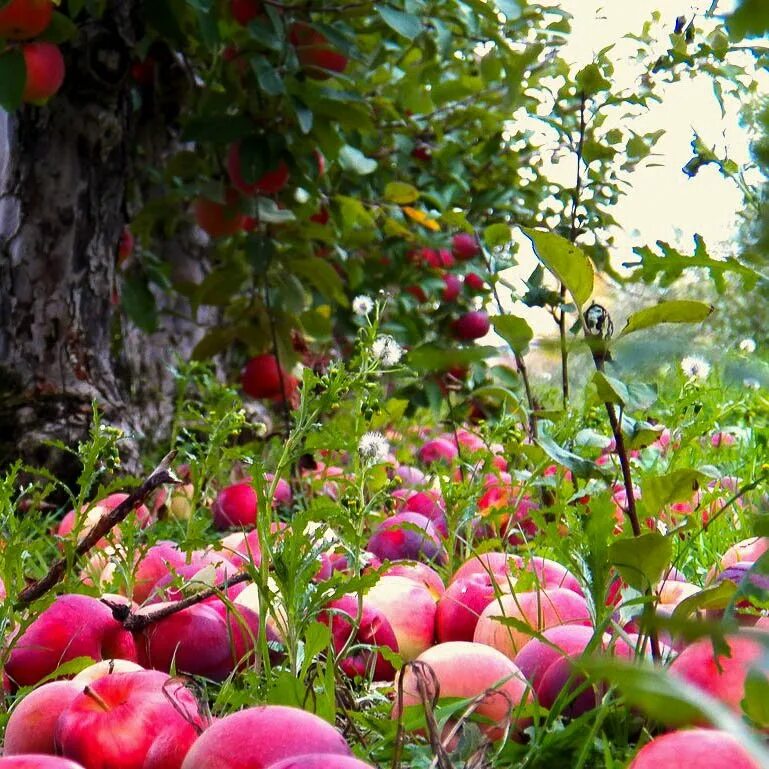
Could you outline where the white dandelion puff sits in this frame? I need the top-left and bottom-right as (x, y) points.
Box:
(358, 431), (390, 464)
(744, 377), (761, 391)
(680, 355), (710, 380)
(739, 338), (757, 354)
(372, 335), (403, 366)
(352, 295), (374, 317)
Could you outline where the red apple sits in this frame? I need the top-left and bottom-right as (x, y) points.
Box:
(193, 189), (245, 238)
(442, 273), (462, 302)
(451, 232), (480, 260)
(453, 310), (490, 340)
(55, 670), (206, 769)
(241, 353), (291, 399)
(117, 227), (134, 265)
(131, 541), (189, 604)
(6, 594), (138, 690)
(383, 561), (445, 599)
(0, 0), (53, 40)
(465, 272), (485, 291)
(71, 658), (145, 685)
(22, 42), (65, 105)
(417, 437), (458, 465)
(4, 680), (81, 756)
(57, 493), (151, 548)
(289, 22), (348, 80)
(366, 512), (447, 566)
(231, 0), (263, 25)
(320, 594), (399, 681)
(211, 481), (258, 530)
(180, 705), (352, 768)
(0, 758), (86, 769)
(628, 729), (761, 769)
(268, 757), (375, 769)
(227, 142), (290, 196)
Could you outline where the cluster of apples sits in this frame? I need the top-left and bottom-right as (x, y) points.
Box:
(0, 0), (64, 105)
(405, 233), (491, 342)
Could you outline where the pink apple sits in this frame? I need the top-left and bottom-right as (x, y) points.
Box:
(393, 641), (531, 741)
(383, 561), (445, 599)
(628, 729), (760, 769)
(71, 659), (145, 685)
(57, 494), (151, 548)
(417, 437), (458, 465)
(267, 757), (376, 769)
(4, 680), (80, 755)
(365, 575), (437, 661)
(0, 758), (86, 769)
(131, 541), (189, 604)
(55, 670), (206, 769)
(6, 594), (138, 690)
(473, 588), (593, 658)
(180, 705), (351, 769)
(366, 512), (447, 565)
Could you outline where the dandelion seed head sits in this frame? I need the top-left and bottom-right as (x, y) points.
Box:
(372, 335), (403, 366)
(680, 355), (710, 380)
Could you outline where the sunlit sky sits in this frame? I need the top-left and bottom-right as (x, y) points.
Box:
(492, 0), (767, 337)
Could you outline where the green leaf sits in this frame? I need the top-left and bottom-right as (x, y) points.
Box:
(672, 581), (737, 622)
(575, 63), (611, 94)
(641, 469), (710, 514)
(121, 274), (158, 333)
(384, 182), (419, 204)
(407, 345), (496, 372)
(0, 49), (25, 112)
(256, 197), (296, 224)
(490, 315), (533, 354)
(483, 222), (511, 248)
(536, 432), (612, 482)
(494, 0), (521, 19)
(338, 145), (377, 175)
(291, 98), (313, 134)
(728, 0), (769, 40)
(618, 300), (714, 337)
(608, 532), (672, 590)
(293, 257), (348, 306)
(521, 227), (594, 308)
(376, 5), (422, 40)
(37, 12), (78, 43)
(252, 56), (285, 96)
(300, 621), (331, 679)
(592, 373), (657, 411)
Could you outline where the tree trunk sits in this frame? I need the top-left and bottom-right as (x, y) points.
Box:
(0, 4), (213, 484)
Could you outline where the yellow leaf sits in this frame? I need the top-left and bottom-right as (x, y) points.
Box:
(403, 206), (441, 232)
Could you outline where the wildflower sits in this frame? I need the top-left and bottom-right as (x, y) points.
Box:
(352, 295), (374, 316)
(744, 377), (761, 391)
(372, 335), (403, 366)
(739, 338), (757, 354)
(680, 355), (710, 380)
(358, 431), (390, 464)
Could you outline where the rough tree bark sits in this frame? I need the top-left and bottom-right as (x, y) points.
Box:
(0, 3), (216, 482)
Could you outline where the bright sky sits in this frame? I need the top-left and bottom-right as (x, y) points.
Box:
(492, 0), (766, 338)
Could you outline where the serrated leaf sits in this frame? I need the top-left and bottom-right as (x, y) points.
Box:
(376, 5), (422, 39)
(384, 181), (419, 204)
(521, 227), (594, 308)
(619, 300), (714, 337)
(490, 315), (533, 354)
(608, 532), (672, 590)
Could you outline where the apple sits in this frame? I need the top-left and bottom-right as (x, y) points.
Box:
(452, 310), (490, 340)
(0, 0), (53, 40)
(364, 575), (436, 661)
(267, 757), (376, 769)
(436, 571), (514, 643)
(117, 227), (134, 266)
(55, 670), (206, 769)
(146, 560), (237, 603)
(241, 353), (292, 399)
(383, 561), (445, 598)
(180, 705), (352, 769)
(417, 437), (458, 465)
(57, 493), (151, 548)
(473, 588), (593, 658)
(227, 142), (290, 196)
(628, 729), (761, 769)
(465, 272), (485, 291)
(134, 600), (260, 681)
(442, 273), (462, 302)
(288, 22), (348, 80)
(668, 634), (765, 719)
(366, 512), (447, 565)
(451, 232), (480, 260)
(394, 489), (448, 537)
(231, 0), (263, 25)
(131, 541), (189, 604)
(71, 658), (145, 685)
(393, 641), (531, 741)
(211, 481), (258, 530)
(21, 42), (65, 104)
(451, 551), (523, 584)
(4, 680), (81, 756)
(0, 758), (87, 769)
(6, 594), (138, 690)
(193, 189), (245, 238)
(320, 594), (399, 681)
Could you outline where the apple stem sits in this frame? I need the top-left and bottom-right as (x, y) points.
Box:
(83, 685), (110, 712)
